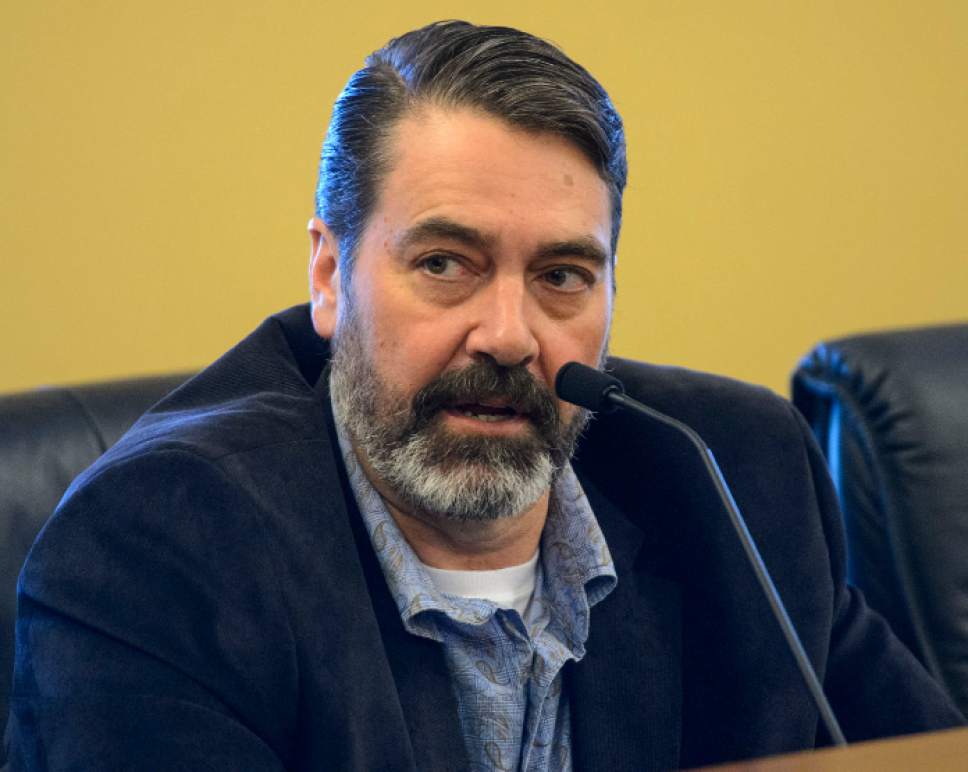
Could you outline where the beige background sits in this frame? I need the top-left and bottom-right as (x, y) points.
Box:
(2, 1), (966, 396)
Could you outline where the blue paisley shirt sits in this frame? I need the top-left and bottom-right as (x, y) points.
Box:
(337, 425), (617, 771)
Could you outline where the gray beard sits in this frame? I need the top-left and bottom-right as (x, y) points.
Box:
(328, 308), (590, 523)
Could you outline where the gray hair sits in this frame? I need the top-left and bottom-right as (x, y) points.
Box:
(315, 20), (627, 272)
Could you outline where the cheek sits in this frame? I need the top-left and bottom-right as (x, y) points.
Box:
(367, 312), (469, 395)
(542, 315), (611, 375)
(556, 400), (583, 431)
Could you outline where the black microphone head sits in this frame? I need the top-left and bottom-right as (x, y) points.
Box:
(555, 362), (625, 411)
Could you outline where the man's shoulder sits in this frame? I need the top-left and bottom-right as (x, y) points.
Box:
(575, 356), (811, 530)
(77, 305), (333, 490)
(33, 306), (349, 604)
(603, 355), (796, 437)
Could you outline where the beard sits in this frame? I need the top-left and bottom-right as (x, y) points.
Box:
(328, 307), (592, 523)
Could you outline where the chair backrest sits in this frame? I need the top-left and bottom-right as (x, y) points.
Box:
(0, 373), (191, 736)
(792, 323), (968, 717)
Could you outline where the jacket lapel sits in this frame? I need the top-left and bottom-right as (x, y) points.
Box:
(569, 472), (683, 772)
(355, 525), (470, 772)
(321, 377), (469, 772)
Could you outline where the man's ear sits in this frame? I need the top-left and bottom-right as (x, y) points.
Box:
(308, 216), (341, 339)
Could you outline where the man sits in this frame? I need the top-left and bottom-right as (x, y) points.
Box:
(6, 20), (963, 771)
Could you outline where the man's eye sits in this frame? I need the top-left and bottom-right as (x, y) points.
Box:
(540, 266), (592, 292)
(419, 254), (463, 278)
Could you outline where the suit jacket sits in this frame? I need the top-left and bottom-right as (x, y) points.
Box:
(7, 306), (963, 770)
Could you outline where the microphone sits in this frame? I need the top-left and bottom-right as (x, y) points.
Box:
(555, 362), (848, 747)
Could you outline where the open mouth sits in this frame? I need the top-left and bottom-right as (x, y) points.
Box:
(449, 403), (524, 423)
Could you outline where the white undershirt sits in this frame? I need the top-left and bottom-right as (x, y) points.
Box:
(420, 550), (540, 618)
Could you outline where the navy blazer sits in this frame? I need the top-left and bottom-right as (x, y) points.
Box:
(7, 306), (963, 770)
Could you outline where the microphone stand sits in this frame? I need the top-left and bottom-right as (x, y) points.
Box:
(604, 388), (848, 747)
(554, 362), (847, 747)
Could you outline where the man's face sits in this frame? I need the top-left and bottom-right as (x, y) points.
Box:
(314, 106), (613, 521)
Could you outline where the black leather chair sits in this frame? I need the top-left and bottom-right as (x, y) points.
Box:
(0, 373), (191, 739)
(792, 323), (968, 718)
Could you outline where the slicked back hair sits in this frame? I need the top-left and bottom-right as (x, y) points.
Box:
(315, 20), (627, 273)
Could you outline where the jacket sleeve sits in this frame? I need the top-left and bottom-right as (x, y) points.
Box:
(6, 449), (296, 771)
(792, 406), (966, 741)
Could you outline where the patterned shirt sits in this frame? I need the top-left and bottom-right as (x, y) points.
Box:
(337, 425), (617, 771)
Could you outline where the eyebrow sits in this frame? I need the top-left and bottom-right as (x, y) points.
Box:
(395, 217), (495, 254)
(395, 216), (609, 266)
(533, 237), (609, 266)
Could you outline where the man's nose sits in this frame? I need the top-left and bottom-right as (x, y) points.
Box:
(464, 277), (539, 368)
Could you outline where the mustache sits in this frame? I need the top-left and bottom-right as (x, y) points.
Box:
(409, 358), (560, 439)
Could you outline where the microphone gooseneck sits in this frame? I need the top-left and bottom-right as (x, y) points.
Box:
(555, 361), (848, 748)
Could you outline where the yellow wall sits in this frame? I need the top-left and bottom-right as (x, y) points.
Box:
(3, 1), (966, 396)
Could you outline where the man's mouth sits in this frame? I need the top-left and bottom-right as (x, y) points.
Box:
(448, 403), (524, 423)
